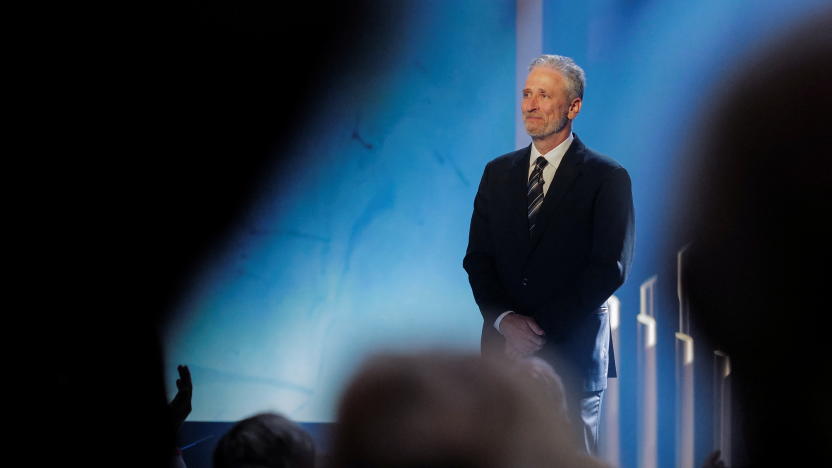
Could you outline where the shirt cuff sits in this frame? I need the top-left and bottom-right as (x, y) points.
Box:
(494, 310), (515, 334)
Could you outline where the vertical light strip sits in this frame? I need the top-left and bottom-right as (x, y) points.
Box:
(675, 332), (695, 468)
(638, 275), (658, 347)
(637, 314), (657, 349)
(609, 295), (620, 332)
(713, 351), (732, 467)
(676, 245), (695, 468)
(677, 244), (691, 335)
(515, 0), (543, 150)
(638, 276), (658, 468)
(674, 333), (694, 367)
(600, 295), (621, 467)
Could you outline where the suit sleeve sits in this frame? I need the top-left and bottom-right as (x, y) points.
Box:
(552, 166), (635, 319)
(463, 163), (514, 325)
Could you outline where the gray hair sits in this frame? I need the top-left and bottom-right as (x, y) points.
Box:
(529, 54), (586, 100)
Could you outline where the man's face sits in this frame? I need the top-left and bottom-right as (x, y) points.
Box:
(521, 67), (581, 139)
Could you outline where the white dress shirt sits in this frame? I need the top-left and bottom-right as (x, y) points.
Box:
(528, 132), (573, 197)
(494, 133), (575, 333)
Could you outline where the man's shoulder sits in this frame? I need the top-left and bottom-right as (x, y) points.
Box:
(484, 146), (529, 171)
(579, 142), (627, 175)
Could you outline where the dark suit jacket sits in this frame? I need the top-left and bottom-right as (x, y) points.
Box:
(463, 134), (634, 392)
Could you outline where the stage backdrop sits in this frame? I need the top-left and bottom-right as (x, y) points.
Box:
(163, 0), (515, 422)
(164, 0), (827, 443)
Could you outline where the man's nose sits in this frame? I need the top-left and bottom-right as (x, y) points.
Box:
(524, 97), (538, 112)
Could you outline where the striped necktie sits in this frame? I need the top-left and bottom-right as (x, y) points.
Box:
(527, 156), (548, 234)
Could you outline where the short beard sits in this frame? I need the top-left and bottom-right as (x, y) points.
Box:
(527, 112), (570, 140)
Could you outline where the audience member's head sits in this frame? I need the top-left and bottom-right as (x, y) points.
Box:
(674, 7), (831, 466)
(213, 412), (315, 468)
(512, 356), (570, 422)
(330, 350), (608, 468)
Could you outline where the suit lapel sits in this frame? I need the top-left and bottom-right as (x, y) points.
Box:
(510, 145), (532, 255)
(528, 135), (586, 252)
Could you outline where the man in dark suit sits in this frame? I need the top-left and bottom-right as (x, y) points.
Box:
(463, 54), (634, 454)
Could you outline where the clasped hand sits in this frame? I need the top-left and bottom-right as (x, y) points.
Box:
(499, 313), (546, 359)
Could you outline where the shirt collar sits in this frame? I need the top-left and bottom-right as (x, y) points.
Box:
(530, 132), (574, 169)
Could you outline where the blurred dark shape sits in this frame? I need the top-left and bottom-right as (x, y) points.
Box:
(213, 412), (315, 468)
(674, 7), (832, 466)
(513, 356), (571, 423)
(330, 351), (609, 468)
(701, 449), (726, 468)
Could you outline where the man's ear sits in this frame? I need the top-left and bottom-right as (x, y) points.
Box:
(568, 97), (582, 119)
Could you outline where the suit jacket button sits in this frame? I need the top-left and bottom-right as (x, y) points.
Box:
(521, 278), (528, 286)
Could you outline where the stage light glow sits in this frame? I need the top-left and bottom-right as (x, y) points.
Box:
(637, 313), (657, 348)
(675, 332), (694, 365)
(608, 295), (620, 331)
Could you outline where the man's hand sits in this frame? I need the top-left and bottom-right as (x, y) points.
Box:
(500, 313), (545, 358)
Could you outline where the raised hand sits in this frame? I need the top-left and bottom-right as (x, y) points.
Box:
(169, 364), (192, 430)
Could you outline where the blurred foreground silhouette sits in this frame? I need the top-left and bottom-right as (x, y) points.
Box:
(674, 7), (832, 466)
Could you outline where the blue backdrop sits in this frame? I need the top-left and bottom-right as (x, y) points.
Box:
(164, 0), (826, 464)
